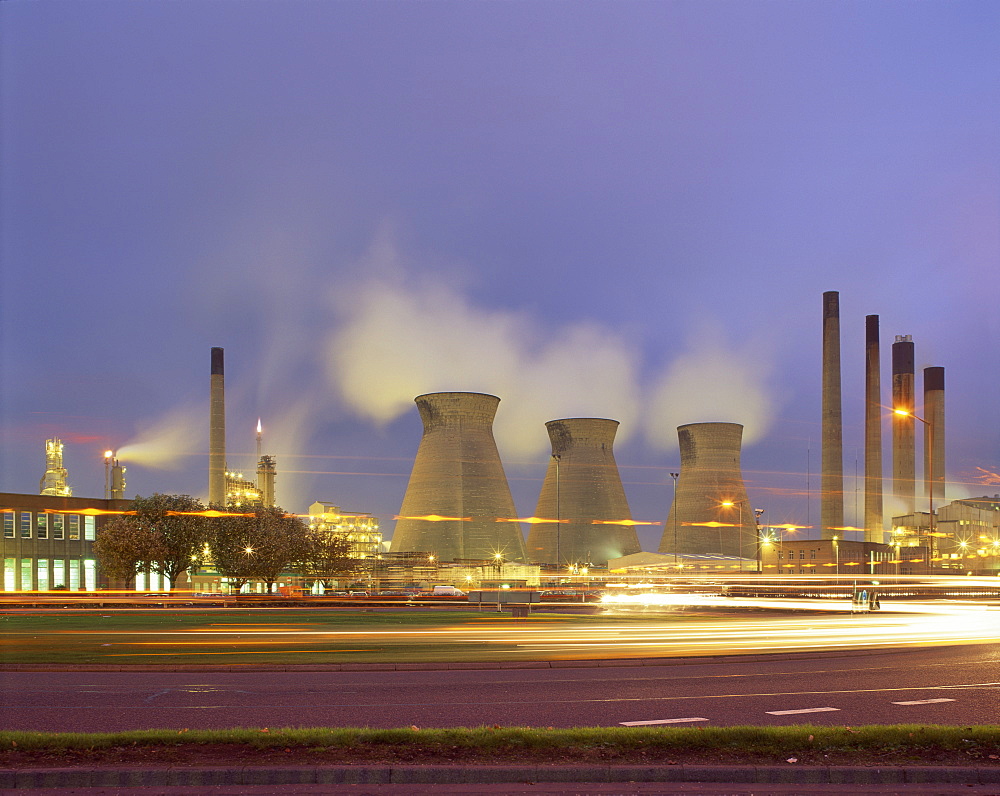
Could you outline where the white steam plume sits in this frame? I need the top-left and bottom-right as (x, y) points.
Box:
(116, 403), (206, 469)
(327, 277), (641, 456)
(646, 323), (777, 449)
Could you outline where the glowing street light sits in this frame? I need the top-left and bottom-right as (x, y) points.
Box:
(894, 408), (937, 554)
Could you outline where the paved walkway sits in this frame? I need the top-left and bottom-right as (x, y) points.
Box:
(3, 764), (1000, 793)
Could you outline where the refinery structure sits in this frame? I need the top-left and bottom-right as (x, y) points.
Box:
(4, 294), (1000, 595)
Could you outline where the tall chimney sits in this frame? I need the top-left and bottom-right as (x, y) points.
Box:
(527, 418), (640, 567)
(209, 347), (226, 506)
(658, 422), (755, 562)
(391, 392), (527, 563)
(923, 366), (945, 506)
(864, 315), (884, 542)
(892, 335), (915, 515)
(821, 291), (844, 539)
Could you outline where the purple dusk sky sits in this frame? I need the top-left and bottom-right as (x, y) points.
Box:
(2, 0), (997, 551)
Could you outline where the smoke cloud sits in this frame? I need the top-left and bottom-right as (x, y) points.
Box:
(326, 266), (778, 457)
(327, 275), (642, 457)
(116, 403), (206, 469)
(645, 323), (777, 450)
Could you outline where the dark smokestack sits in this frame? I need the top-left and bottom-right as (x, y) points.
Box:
(658, 422), (755, 564)
(892, 335), (915, 515)
(391, 392), (527, 563)
(209, 347), (226, 506)
(864, 315), (884, 542)
(527, 418), (640, 567)
(924, 366), (945, 506)
(821, 291), (844, 539)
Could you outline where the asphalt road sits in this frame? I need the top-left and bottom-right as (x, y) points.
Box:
(4, 643), (999, 732)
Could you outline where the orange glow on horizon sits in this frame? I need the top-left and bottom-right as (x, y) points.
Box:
(394, 514), (472, 522)
(165, 510), (257, 517)
(36, 508), (136, 516)
(496, 517), (569, 524)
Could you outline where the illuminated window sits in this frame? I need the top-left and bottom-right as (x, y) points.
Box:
(3, 559), (15, 591)
(20, 512), (32, 538)
(20, 558), (32, 590)
(2, 512), (13, 538)
(69, 515), (80, 540)
(53, 515), (64, 540)
(68, 560), (80, 591)
(83, 559), (96, 591)
(37, 515), (48, 539)
(84, 516), (96, 541)
(37, 559), (50, 591)
(53, 559), (65, 589)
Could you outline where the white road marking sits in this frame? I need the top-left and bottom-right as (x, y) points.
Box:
(620, 717), (710, 726)
(765, 707), (840, 715)
(892, 698), (956, 705)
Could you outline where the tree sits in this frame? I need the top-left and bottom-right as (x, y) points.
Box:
(298, 529), (354, 591)
(209, 505), (310, 594)
(95, 494), (210, 589)
(93, 516), (156, 588)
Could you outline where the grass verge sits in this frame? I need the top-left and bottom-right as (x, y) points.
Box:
(2, 725), (1000, 768)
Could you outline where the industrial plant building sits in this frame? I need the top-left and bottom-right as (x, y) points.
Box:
(1, 492), (130, 591)
(391, 392), (528, 563)
(657, 422), (757, 560)
(527, 418), (640, 568)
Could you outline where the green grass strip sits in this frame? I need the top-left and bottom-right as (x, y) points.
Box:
(3, 725), (1000, 756)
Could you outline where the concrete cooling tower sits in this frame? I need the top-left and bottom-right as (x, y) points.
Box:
(658, 422), (755, 561)
(391, 392), (527, 563)
(526, 418), (640, 567)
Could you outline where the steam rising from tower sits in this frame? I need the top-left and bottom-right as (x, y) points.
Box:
(657, 423), (754, 560)
(527, 418), (640, 567)
(391, 392), (527, 563)
(821, 291), (844, 538)
(209, 347), (226, 506)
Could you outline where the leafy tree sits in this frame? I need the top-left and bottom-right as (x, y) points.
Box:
(208, 505), (310, 593)
(298, 529), (354, 591)
(95, 494), (210, 589)
(93, 516), (156, 588)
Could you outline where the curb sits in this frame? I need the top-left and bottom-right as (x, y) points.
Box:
(0, 647), (903, 673)
(1, 764), (998, 788)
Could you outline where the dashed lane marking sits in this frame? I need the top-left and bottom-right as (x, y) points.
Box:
(893, 698), (956, 705)
(765, 707), (840, 715)
(620, 717), (710, 726)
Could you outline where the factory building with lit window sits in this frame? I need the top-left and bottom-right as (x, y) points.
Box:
(0, 492), (131, 591)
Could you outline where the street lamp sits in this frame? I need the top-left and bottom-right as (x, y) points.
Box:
(894, 408), (936, 559)
(552, 454), (562, 569)
(832, 535), (840, 576)
(669, 472), (679, 570)
(721, 499), (761, 572)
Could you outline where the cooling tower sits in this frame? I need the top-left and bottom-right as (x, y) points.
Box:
(391, 392), (527, 563)
(864, 315), (884, 542)
(924, 366), (945, 505)
(821, 291), (844, 539)
(526, 418), (640, 567)
(209, 347), (226, 506)
(892, 335), (915, 514)
(657, 423), (755, 562)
